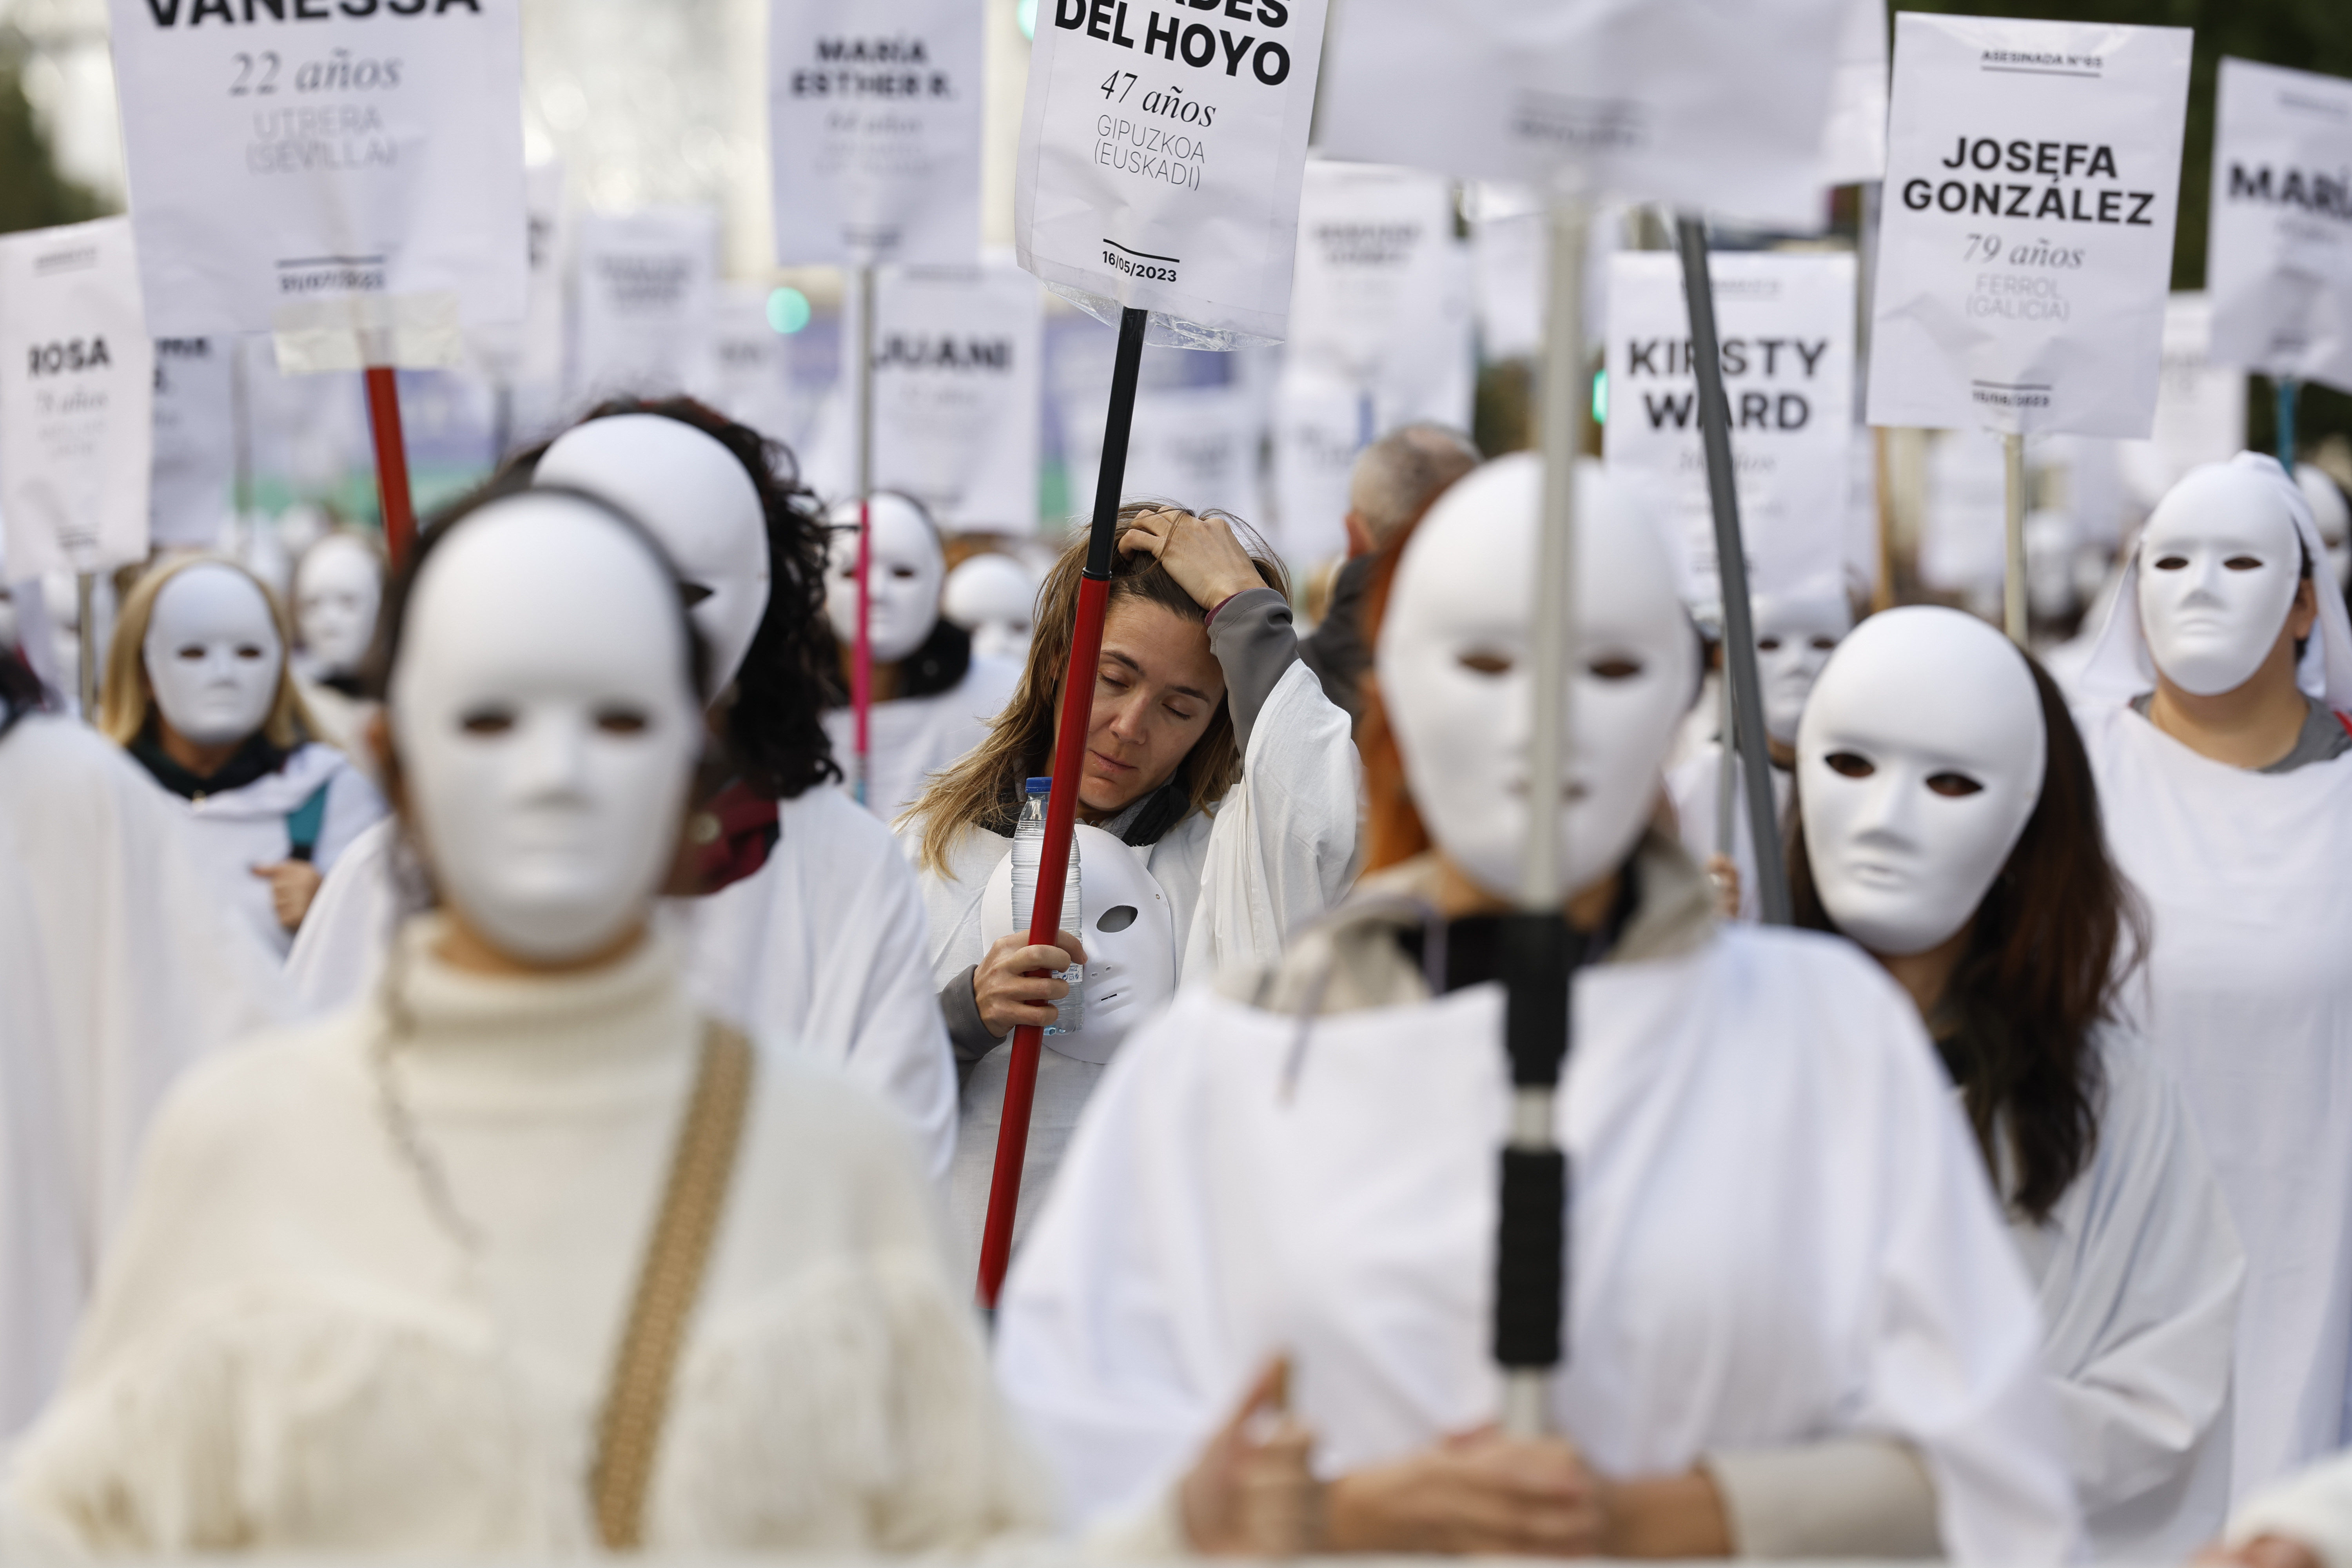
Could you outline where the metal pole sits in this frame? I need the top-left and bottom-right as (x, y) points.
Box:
(2002, 431), (2028, 646)
(976, 304), (1149, 1310)
(1713, 659), (1736, 871)
(230, 336), (254, 523)
(2279, 376), (2299, 477)
(363, 366), (417, 567)
(853, 264), (877, 807)
(74, 572), (98, 720)
(1674, 214), (1790, 926)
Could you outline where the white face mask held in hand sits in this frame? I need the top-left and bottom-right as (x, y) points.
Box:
(293, 534), (385, 681)
(2138, 459), (2307, 697)
(826, 493), (946, 666)
(1751, 583), (1853, 749)
(389, 493), (703, 965)
(1799, 606), (2046, 958)
(144, 562), (285, 747)
(537, 413), (772, 701)
(1377, 454), (1697, 902)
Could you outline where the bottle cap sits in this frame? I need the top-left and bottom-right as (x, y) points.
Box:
(1025, 776), (1053, 795)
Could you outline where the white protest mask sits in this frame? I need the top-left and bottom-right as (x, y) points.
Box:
(943, 551), (1038, 661)
(1798, 606), (2046, 958)
(2296, 465), (2352, 590)
(294, 533), (384, 679)
(389, 494), (702, 966)
(2137, 459), (2307, 697)
(536, 414), (771, 701)
(826, 493), (944, 664)
(1751, 583), (1852, 747)
(1377, 454), (1696, 903)
(979, 821), (1176, 1064)
(143, 562), (284, 747)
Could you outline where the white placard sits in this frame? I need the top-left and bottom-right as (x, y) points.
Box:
(2118, 293), (2247, 507)
(1014, 0), (1329, 344)
(808, 263), (1045, 529)
(1820, 0), (1892, 187)
(471, 161), (567, 387)
(768, 0), (983, 266)
(1317, 0), (1847, 229)
(697, 284), (806, 450)
(150, 336), (235, 549)
(0, 219), (155, 579)
(1918, 426), (2009, 593)
(570, 208), (719, 404)
(2207, 58), (2352, 393)
(1065, 380), (1263, 528)
(105, 0), (525, 360)
(1604, 252), (1856, 609)
(1865, 14), (2192, 438)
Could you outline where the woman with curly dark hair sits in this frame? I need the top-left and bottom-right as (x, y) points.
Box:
(284, 398), (955, 1176)
(1791, 605), (2241, 1561)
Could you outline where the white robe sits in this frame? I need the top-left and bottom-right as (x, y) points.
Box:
(0, 717), (288, 1434)
(167, 740), (385, 957)
(0, 920), (1047, 1554)
(911, 660), (1359, 1279)
(2013, 1027), (2243, 1560)
(1663, 740), (1791, 924)
(281, 793), (959, 1180)
(825, 655), (1023, 824)
(995, 866), (2077, 1564)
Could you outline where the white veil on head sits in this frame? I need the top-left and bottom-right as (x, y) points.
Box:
(2075, 451), (2352, 713)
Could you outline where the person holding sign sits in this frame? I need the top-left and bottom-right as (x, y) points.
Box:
(2072, 454), (2352, 1496)
(1791, 606), (2241, 1560)
(994, 456), (2076, 1561)
(905, 504), (1356, 1272)
(100, 558), (385, 956)
(822, 493), (1023, 824)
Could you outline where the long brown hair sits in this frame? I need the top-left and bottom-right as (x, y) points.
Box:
(101, 554), (313, 751)
(909, 503), (1287, 873)
(1790, 655), (2142, 1222)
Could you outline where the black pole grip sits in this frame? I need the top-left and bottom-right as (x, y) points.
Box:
(1494, 1147), (1568, 1369)
(1086, 307), (1151, 579)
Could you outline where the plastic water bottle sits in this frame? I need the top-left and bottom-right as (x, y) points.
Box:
(1009, 777), (1083, 1035)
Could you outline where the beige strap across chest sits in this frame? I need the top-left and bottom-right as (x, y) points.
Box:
(589, 1018), (756, 1550)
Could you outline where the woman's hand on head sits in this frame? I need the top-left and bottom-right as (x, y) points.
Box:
(1120, 509), (1265, 613)
(972, 929), (1088, 1039)
(1325, 1426), (1609, 1556)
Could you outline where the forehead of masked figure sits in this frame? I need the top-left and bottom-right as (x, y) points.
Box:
(824, 492), (946, 664)
(387, 493), (703, 964)
(1798, 606), (2046, 958)
(536, 413), (771, 702)
(2136, 459), (2307, 697)
(1376, 454), (1696, 903)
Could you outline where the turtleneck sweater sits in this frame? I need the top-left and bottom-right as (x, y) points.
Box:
(4, 917), (1049, 1555)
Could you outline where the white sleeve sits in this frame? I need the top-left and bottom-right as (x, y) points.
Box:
(310, 760), (387, 875)
(1181, 661), (1359, 982)
(2234, 1454), (2352, 1568)
(283, 819), (397, 1018)
(828, 837), (959, 1183)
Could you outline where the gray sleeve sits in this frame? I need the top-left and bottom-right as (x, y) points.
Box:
(1701, 1437), (1942, 1558)
(938, 965), (1003, 1090)
(1206, 586), (1301, 757)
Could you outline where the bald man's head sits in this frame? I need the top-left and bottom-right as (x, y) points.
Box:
(1346, 424), (1483, 556)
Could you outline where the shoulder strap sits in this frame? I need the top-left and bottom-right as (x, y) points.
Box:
(589, 1020), (756, 1550)
(283, 779), (334, 861)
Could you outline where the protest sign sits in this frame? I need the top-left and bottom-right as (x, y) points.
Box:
(769, 0), (983, 266)
(1604, 251), (1855, 608)
(149, 336), (235, 549)
(470, 161), (567, 387)
(2118, 293), (2247, 505)
(2207, 58), (2352, 393)
(0, 219), (155, 579)
(105, 0), (524, 365)
(1865, 13), (2192, 437)
(570, 207), (719, 403)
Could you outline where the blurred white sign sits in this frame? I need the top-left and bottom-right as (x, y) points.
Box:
(2117, 294), (2247, 508)
(1065, 381), (1263, 527)
(150, 336), (234, 550)
(570, 208), (718, 403)
(2207, 58), (2352, 393)
(471, 162), (567, 387)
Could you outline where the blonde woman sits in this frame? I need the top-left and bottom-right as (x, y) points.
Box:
(904, 504), (1358, 1270)
(101, 556), (384, 953)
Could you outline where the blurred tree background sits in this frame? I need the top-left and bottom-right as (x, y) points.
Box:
(0, 29), (102, 236)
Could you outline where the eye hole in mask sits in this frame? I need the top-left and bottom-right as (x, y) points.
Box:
(461, 707), (516, 736)
(1926, 772), (1984, 798)
(1457, 650), (1512, 676)
(1098, 904), (1139, 933)
(2224, 555), (2264, 571)
(1810, 636), (1838, 652)
(175, 645), (205, 661)
(236, 644), (268, 661)
(1758, 636), (1782, 651)
(1589, 657), (1643, 681)
(2153, 555), (2188, 570)
(1826, 751), (1874, 779)
(595, 706), (651, 736)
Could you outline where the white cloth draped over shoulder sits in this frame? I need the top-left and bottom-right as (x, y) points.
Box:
(169, 740), (385, 957)
(281, 794), (959, 1181)
(0, 716), (288, 1436)
(827, 656), (1023, 824)
(2073, 460), (2352, 1496)
(2011, 1027), (2242, 1560)
(0, 920), (1048, 1555)
(994, 847), (2079, 1566)
(910, 659), (1359, 1279)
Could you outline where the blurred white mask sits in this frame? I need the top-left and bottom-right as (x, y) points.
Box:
(390, 495), (701, 965)
(943, 551), (1038, 662)
(1798, 607), (2045, 958)
(294, 534), (383, 679)
(145, 563), (283, 747)
(2296, 465), (2352, 590)
(2138, 461), (2306, 697)
(826, 494), (944, 665)
(1377, 455), (1695, 902)
(537, 414), (771, 701)
(1751, 584), (1851, 747)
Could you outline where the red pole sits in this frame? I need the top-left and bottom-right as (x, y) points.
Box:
(363, 366), (416, 567)
(976, 303), (1149, 1308)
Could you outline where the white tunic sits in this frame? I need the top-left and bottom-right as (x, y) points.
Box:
(1, 921), (1049, 1555)
(167, 740), (385, 957)
(912, 661), (1359, 1279)
(995, 852), (2078, 1565)
(281, 793), (959, 1180)
(0, 717), (288, 1434)
(2012, 1028), (2243, 1560)
(825, 655), (1023, 824)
